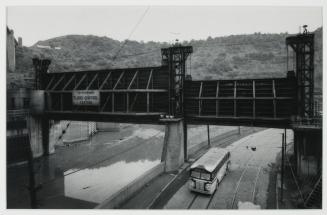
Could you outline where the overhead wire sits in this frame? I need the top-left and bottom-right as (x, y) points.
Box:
(111, 6), (151, 63)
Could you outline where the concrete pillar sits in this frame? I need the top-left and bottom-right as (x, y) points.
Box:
(161, 119), (185, 172)
(294, 129), (321, 178)
(29, 89), (54, 157)
(28, 117), (43, 158)
(28, 117), (53, 158)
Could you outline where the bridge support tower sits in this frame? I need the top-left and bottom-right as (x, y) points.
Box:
(287, 29), (322, 177)
(161, 43), (192, 171)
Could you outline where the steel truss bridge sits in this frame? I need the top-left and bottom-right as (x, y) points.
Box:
(32, 32), (315, 129)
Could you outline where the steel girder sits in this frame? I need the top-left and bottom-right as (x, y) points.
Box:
(42, 66), (169, 122)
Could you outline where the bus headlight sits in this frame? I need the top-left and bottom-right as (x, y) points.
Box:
(205, 183), (211, 191)
(189, 180), (195, 188)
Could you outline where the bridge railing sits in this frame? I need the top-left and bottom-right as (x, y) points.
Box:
(292, 117), (322, 128)
(184, 78), (296, 119)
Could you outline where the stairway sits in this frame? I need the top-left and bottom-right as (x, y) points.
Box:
(304, 175), (322, 208)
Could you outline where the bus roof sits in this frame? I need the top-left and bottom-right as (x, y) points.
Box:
(190, 147), (229, 173)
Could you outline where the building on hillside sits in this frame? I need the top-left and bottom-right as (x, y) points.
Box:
(6, 27), (31, 165)
(7, 27), (18, 73)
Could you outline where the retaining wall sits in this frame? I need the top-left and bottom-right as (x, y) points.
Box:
(96, 162), (165, 209)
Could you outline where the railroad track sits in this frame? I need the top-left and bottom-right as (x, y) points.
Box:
(185, 129), (256, 209)
(186, 188), (218, 209)
(229, 155), (265, 209)
(153, 128), (263, 209)
(186, 132), (266, 209)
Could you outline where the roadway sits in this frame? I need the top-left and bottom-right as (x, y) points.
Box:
(163, 128), (293, 209)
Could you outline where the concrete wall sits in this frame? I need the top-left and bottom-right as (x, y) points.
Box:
(28, 117), (44, 158)
(96, 162), (165, 209)
(188, 128), (239, 155)
(29, 116), (56, 158)
(49, 121), (98, 146)
(96, 122), (120, 132)
(28, 119), (98, 157)
(188, 125), (237, 148)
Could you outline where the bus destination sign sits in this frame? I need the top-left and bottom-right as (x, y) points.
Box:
(72, 90), (100, 106)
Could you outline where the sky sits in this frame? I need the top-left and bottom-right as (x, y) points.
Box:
(6, 6), (323, 47)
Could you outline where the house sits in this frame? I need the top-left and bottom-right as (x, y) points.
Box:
(7, 27), (18, 73)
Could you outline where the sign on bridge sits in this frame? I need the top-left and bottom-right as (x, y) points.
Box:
(72, 90), (100, 106)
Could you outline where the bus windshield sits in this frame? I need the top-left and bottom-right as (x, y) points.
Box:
(190, 170), (211, 180)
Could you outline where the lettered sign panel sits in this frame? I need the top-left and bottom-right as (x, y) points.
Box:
(72, 90), (100, 106)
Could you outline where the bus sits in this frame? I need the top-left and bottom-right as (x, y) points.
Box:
(189, 147), (231, 194)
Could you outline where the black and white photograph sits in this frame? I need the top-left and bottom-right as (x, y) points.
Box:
(2, 0), (325, 212)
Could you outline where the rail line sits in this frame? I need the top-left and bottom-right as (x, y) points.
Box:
(186, 129), (262, 209)
(252, 166), (263, 203)
(229, 157), (265, 209)
(229, 155), (255, 209)
(187, 193), (199, 209)
(181, 156), (265, 209)
(215, 132), (266, 209)
(186, 187), (218, 209)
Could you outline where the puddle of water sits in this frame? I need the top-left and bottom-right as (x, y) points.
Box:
(64, 159), (160, 203)
(103, 128), (163, 146)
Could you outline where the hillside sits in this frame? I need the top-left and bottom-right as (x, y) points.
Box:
(10, 27), (322, 91)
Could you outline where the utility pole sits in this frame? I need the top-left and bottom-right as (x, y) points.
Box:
(27, 139), (37, 208)
(207, 125), (211, 148)
(281, 133), (285, 203)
